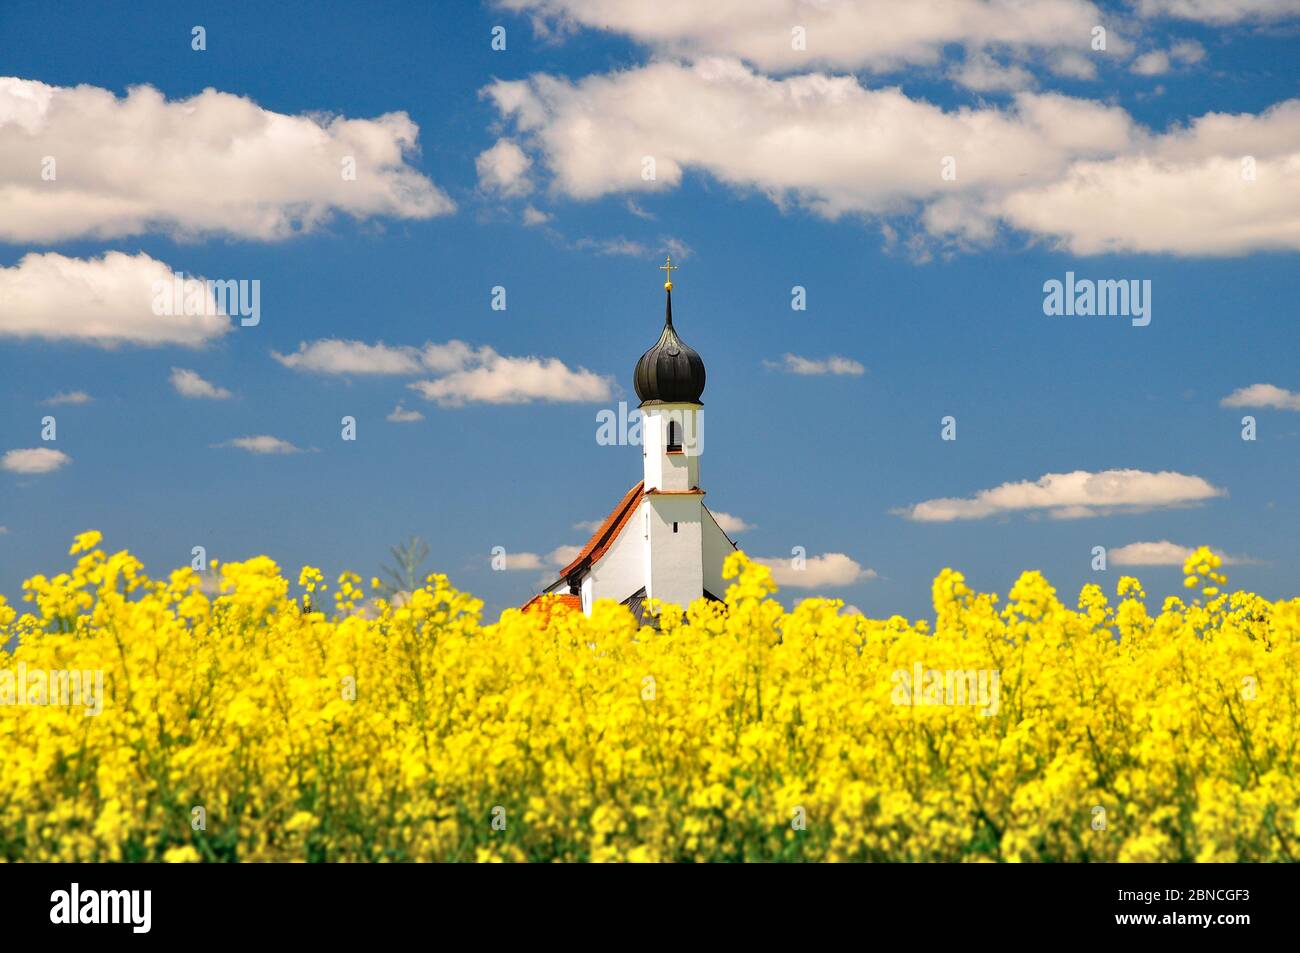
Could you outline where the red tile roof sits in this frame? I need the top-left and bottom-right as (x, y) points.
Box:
(521, 592), (582, 617)
(519, 481), (644, 611)
(557, 480), (644, 578)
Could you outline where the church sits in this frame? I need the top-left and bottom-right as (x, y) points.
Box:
(523, 259), (739, 623)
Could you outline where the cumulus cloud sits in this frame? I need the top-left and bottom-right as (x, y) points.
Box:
(486, 60), (1133, 209)
(1131, 50), (1172, 75)
(0, 76), (453, 243)
(951, 52), (1037, 92)
(2, 447), (71, 474)
(216, 436), (303, 455)
(274, 337), (613, 406)
(1136, 0), (1300, 22)
(1109, 540), (1248, 566)
(409, 350), (613, 406)
(499, 0), (1106, 73)
(496, 546), (576, 571)
(485, 59), (1300, 256)
(1132, 39), (1206, 74)
(0, 251), (232, 347)
(170, 368), (232, 400)
(386, 402), (424, 422)
(273, 340), (425, 375)
(42, 391), (92, 406)
(764, 354), (865, 376)
(752, 552), (877, 588)
(476, 138), (534, 196)
(896, 468), (1226, 521)
(998, 101), (1300, 255)
(709, 510), (753, 535)
(1220, 383), (1300, 410)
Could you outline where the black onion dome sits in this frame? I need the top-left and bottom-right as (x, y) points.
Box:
(634, 290), (706, 405)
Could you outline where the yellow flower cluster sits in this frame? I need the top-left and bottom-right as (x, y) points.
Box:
(1, 537), (1296, 862)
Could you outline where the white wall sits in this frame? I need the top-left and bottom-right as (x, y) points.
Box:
(641, 404), (701, 492)
(587, 502), (646, 608)
(701, 506), (739, 598)
(643, 494), (704, 608)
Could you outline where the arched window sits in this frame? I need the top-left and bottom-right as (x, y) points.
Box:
(666, 419), (682, 452)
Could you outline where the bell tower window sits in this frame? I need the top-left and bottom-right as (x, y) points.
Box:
(666, 419), (682, 453)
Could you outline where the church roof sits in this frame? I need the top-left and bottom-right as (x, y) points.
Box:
(521, 481), (644, 609)
(557, 480), (644, 578)
(521, 592), (582, 618)
(633, 289), (705, 405)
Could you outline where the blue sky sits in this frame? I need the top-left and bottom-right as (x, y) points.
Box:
(1, 0), (1297, 621)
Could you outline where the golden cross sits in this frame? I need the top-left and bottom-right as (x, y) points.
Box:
(659, 256), (678, 291)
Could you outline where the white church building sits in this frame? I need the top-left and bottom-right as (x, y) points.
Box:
(523, 260), (738, 624)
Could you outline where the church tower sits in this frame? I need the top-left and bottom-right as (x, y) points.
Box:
(633, 258), (707, 609)
(523, 257), (737, 623)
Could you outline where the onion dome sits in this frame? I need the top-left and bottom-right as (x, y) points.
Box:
(634, 261), (705, 405)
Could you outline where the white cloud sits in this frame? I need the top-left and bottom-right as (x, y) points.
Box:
(216, 436), (303, 455)
(0, 251), (232, 347)
(573, 519), (604, 533)
(0, 526), (8, 535)
(1171, 40), (1207, 64)
(765, 354), (865, 376)
(1048, 51), (1099, 80)
(1132, 41), (1205, 75)
(574, 236), (648, 257)
(999, 101), (1300, 255)
(709, 511), (753, 534)
(409, 349), (613, 406)
(485, 60), (1300, 256)
(275, 337), (613, 406)
(1131, 50), (1172, 75)
(2, 447), (71, 474)
(752, 552), (876, 588)
(497, 546), (576, 571)
(1109, 540), (1247, 566)
(1220, 383), (1300, 410)
(420, 341), (478, 373)
(625, 200), (655, 220)
(572, 235), (694, 259)
(522, 205), (551, 225)
(42, 391), (92, 406)
(0, 76), (453, 243)
(387, 402), (424, 422)
(273, 340), (424, 375)
(170, 367), (232, 400)
(550, 544), (582, 566)
(499, 0), (1106, 73)
(486, 60), (1134, 211)
(1136, 0), (1300, 23)
(896, 468), (1226, 521)
(951, 52), (1036, 92)
(476, 138), (534, 196)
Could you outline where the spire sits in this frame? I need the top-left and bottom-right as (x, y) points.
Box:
(634, 258), (705, 405)
(659, 255), (678, 326)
